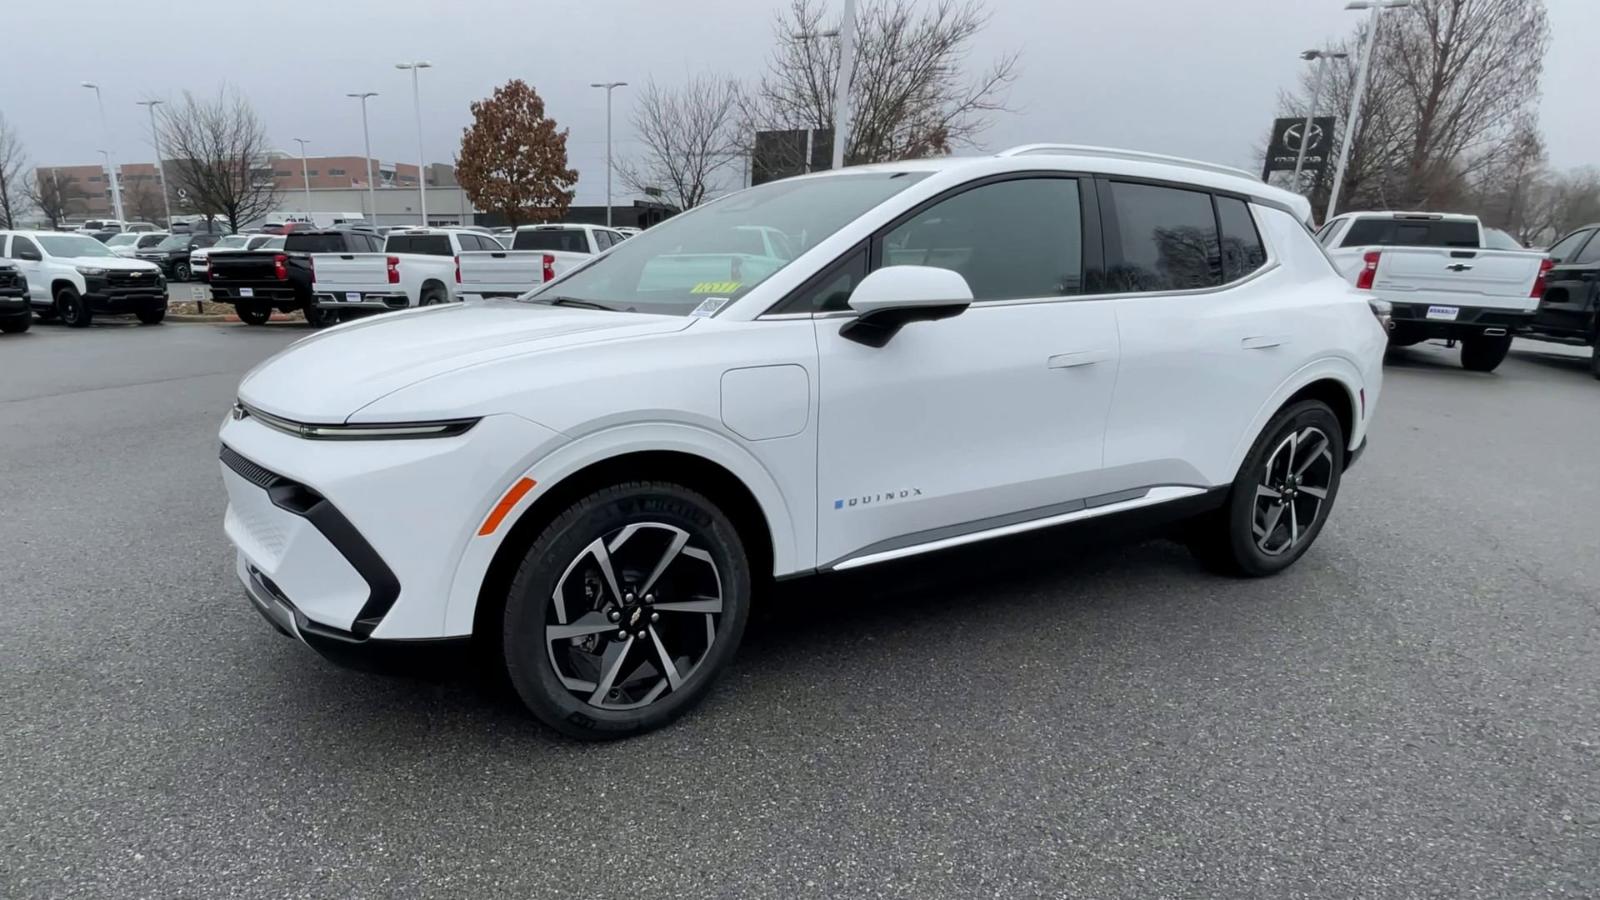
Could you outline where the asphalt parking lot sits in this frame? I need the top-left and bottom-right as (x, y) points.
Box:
(3, 318), (1598, 898)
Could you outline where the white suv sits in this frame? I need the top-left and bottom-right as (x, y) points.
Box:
(220, 145), (1386, 739)
(2, 230), (167, 327)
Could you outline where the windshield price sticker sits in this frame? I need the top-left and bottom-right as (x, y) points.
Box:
(690, 297), (730, 317)
(691, 281), (742, 294)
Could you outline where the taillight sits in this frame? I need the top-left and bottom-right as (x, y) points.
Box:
(1355, 250), (1380, 290)
(308, 255), (315, 283)
(453, 254), (461, 284)
(541, 253), (555, 282)
(386, 255), (400, 284)
(1530, 257), (1554, 298)
(273, 253), (287, 281)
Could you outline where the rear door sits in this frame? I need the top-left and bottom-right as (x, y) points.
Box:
(810, 174), (1121, 567)
(1100, 180), (1299, 489)
(1535, 229), (1600, 335)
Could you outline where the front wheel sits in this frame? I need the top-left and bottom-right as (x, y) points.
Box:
(0, 314), (30, 334)
(1460, 333), (1512, 372)
(237, 304), (272, 326)
(136, 307), (166, 325)
(502, 481), (752, 740)
(173, 262), (191, 282)
(56, 287), (92, 328)
(1187, 400), (1344, 577)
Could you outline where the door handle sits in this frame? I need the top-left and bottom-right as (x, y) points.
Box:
(1047, 349), (1111, 369)
(1241, 335), (1288, 350)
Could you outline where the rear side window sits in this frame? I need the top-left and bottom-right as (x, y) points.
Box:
(1216, 197), (1267, 281)
(879, 176), (1084, 302)
(1341, 217), (1478, 248)
(513, 229), (588, 253)
(1575, 234), (1600, 265)
(1106, 181), (1220, 292)
(385, 234), (453, 256)
(1545, 229), (1591, 263)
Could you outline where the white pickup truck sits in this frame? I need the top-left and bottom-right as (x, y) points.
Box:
(309, 228), (506, 317)
(1318, 211), (1551, 372)
(455, 223), (628, 298)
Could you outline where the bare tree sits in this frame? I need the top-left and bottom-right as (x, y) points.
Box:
(26, 169), (89, 229)
(157, 86), (279, 231)
(620, 76), (744, 210)
(0, 113), (30, 228)
(1280, 0), (1549, 218)
(122, 176), (167, 226)
(1468, 118), (1544, 235)
(746, 0), (1019, 167)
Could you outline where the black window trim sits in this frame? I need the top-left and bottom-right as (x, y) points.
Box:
(759, 170), (1288, 320)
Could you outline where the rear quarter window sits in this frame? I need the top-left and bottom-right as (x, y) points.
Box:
(513, 229), (589, 253)
(284, 233), (352, 253)
(1341, 218), (1479, 248)
(385, 234), (453, 256)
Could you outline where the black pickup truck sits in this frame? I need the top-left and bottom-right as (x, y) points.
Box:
(1521, 223), (1600, 379)
(207, 228), (384, 326)
(0, 262), (30, 334)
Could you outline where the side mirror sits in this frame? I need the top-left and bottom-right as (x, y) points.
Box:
(840, 265), (973, 348)
(19, 250), (41, 262)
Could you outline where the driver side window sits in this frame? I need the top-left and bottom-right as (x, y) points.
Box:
(9, 236), (41, 260)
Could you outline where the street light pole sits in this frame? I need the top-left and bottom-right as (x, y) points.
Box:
(1328, 0), (1412, 218)
(347, 92), (379, 227)
(831, 0), (858, 171)
(395, 61), (432, 226)
(82, 82), (126, 223)
(590, 82), (627, 227)
(292, 138), (312, 215)
(1292, 50), (1348, 185)
(134, 99), (172, 227)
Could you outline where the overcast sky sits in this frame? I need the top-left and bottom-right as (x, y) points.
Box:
(7, 0), (1594, 205)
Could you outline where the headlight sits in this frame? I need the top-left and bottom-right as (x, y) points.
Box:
(1368, 298), (1393, 330)
(234, 402), (478, 440)
(76, 266), (108, 276)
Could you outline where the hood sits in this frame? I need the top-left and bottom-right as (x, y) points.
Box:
(238, 301), (694, 423)
(82, 257), (162, 272)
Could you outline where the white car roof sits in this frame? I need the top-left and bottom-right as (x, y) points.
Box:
(1333, 210), (1481, 222)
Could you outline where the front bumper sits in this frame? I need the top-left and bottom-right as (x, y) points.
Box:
(82, 273), (166, 313)
(314, 291), (410, 311)
(0, 294), (29, 317)
(220, 411), (563, 640)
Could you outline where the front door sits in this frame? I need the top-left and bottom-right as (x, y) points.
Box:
(5, 235), (47, 305)
(1535, 229), (1599, 337)
(809, 175), (1120, 567)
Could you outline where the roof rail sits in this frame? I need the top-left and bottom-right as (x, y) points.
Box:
(996, 144), (1259, 182)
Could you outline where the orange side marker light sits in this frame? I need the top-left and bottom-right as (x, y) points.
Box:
(478, 477), (537, 536)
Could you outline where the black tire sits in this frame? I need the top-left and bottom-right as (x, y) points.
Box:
(173, 262), (191, 282)
(420, 286), (447, 306)
(1187, 399), (1345, 577)
(0, 314), (30, 334)
(135, 307), (166, 325)
(1460, 333), (1512, 372)
(502, 481), (752, 740)
(237, 304), (272, 326)
(1590, 344), (1599, 381)
(56, 286), (92, 328)
(34, 307), (58, 322)
(304, 305), (338, 328)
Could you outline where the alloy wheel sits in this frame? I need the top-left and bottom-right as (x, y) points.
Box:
(1252, 426), (1335, 556)
(544, 522), (723, 710)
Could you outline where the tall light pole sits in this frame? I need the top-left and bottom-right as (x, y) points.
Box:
(134, 99), (172, 227)
(292, 137), (313, 213)
(590, 82), (627, 226)
(831, 0), (858, 171)
(82, 82), (126, 223)
(1327, 0), (1412, 218)
(395, 61), (432, 225)
(347, 92), (379, 226)
(1292, 49), (1348, 185)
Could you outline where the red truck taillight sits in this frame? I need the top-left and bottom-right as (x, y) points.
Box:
(1531, 257), (1554, 298)
(273, 253), (288, 281)
(386, 255), (400, 284)
(542, 253), (555, 282)
(1355, 250), (1380, 290)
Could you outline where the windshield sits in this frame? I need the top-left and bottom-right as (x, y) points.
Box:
(520, 171), (929, 314)
(155, 234), (190, 250)
(106, 234), (139, 247)
(39, 234), (118, 258)
(138, 234), (168, 248)
(213, 235), (250, 250)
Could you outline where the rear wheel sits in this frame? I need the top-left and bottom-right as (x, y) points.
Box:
(56, 287), (92, 328)
(1188, 400), (1344, 577)
(1460, 333), (1512, 372)
(0, 314), (31, 334)
(420, 286), (447, 306)
(135, 307), (166, 325)
(304, 305), (337, 328)
(237, 304), (272, 326)
(502, 481), (752, 740)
